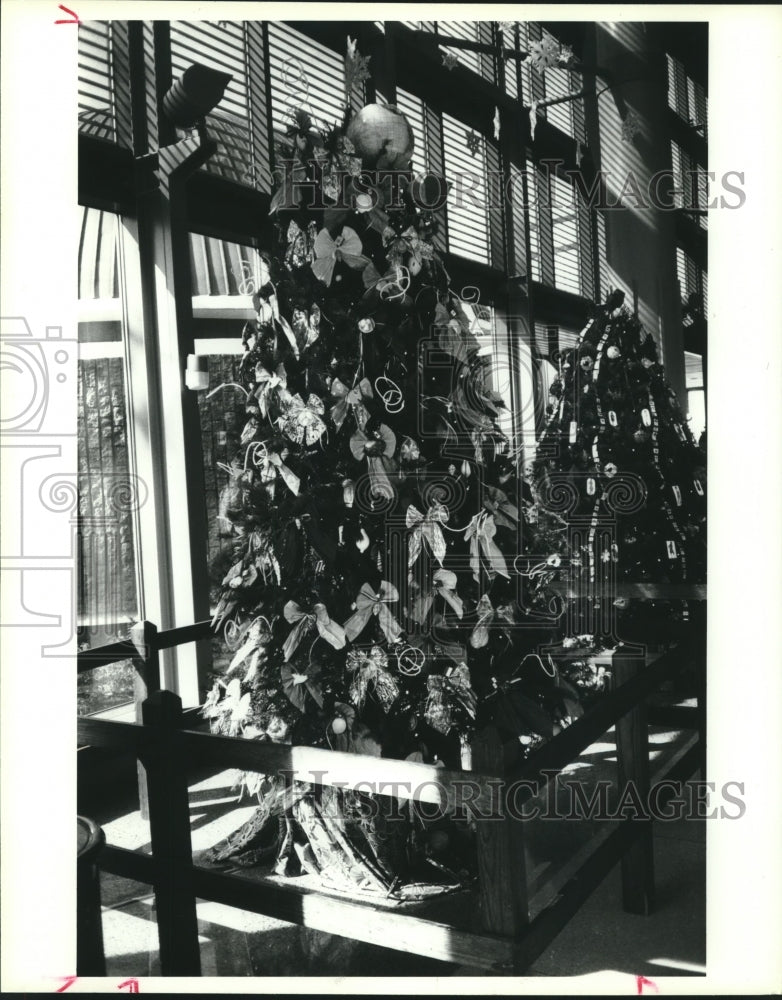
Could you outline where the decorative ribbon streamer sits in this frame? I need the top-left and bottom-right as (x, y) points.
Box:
(281, 662), (324, 712)
(410, 568), (464, 624)
(346, 646), (400, 712)
(464, 511), (510, 582)
(280, 393), (327, 446)
(374, 375), (404, 413)
(647, 391), (688, 580)
(311, 226), (371, 286)
(425, 663), (478, 734)
(343, 581), (403, 645)
(407, 503), (449, 568)
(282, 600), (346, 661)
(255, 363), (288, 417)
(247, 442), (300, 496)
(330, 377), (373, 430)
(349, 423), (397, 498)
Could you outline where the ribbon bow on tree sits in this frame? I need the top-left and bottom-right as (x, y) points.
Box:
(282, 599), (346, 661)
(464, 511), (510, 582)
(311, 226), (371, 286)
(482, 485), (519, 529)
(349, 423), (397, 497)
(330, 377), (373, 431)
(255, 363), (288, 418)
(346, 646), (400, 712)
(249, 443), (300, 497)
(290, 305), (321, 353)
(469, 594), (516, 648)
(410, 568), (464, 624)
(281, 662), (324, 712)
(280, 393), (327, 446)
(343, 581), (403, 645)
(382, 225), (433, 274)
(425, 663), (478, 735)
(406, 503), (449, 568)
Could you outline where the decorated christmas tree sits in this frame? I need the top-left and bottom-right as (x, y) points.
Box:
(527, 291), (707, 647)
(200, 61), (586, 892)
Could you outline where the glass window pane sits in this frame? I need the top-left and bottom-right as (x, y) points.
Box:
(77, 207), (141, 715)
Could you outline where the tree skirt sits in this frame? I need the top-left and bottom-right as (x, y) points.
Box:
(200, 781), (471, 902)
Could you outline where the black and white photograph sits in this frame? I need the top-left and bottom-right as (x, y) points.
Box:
(1, 3), (780, 994)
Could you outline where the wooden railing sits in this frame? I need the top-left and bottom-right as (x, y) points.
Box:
(77, 621), (704, 976)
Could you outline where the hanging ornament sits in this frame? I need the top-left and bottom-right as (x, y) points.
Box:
(641, 408), (652, 427)
(580, 356), (594, 372)
(607, 345), (621, 360)
(358, 317), (375, 334)
(355, 527), (370, 552)
(346, 102), (415, 169)
(465, 129), (481, 156)
(342, 478), (355, 507)
(527, 36), (561, 72)
(569, 420), (578, 443)
(608, 410), (618, 427)
(331, 715), (347, 735)
(442, 51), (460, 71)
(603, 462), (619, 478)
(400, 437), (421, 464)
(396, 644), (425, 677)
(375, 375), (404, 413)
(586, 477), (596, 496)
(461, 459), (472, 479)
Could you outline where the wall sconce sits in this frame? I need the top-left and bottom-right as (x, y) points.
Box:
(185, 354), (210, 391)
(162, 63), (233, 129)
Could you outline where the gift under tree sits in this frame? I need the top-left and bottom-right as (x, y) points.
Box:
(200, 64), (587, 893)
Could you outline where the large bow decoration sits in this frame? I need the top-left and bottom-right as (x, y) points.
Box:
(248, 443), (300, 497)
(311, 226), (371, 286)
(330, 377), (373, 431)
(482, 485), (519, 529)
(280, 393), (327, 446)
(425, 663), (478, 734)
(382, 225), (434, 275)
(464, 512), (510, 582)
(290, 305), (321, 353)
(469, 595), (516, 648)
(282, 600), (346, 661)
(406, 503), (449, 568)
(281, 662), (324, 712)
(349, 423), (397, 497)
(343, 581), (403, 645)
(345, 646), (400, 712)
(410, 568), (464, 624)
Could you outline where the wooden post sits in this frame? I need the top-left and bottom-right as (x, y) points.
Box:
(141, 690), (201, 976)
(131, 620), (160, 820)
(471, 726), (529, 969)
(613, 650), (655, 915)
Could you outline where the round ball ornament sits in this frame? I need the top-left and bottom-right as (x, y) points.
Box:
(331, 715), (347, 736)
(347, 104), (415, 169)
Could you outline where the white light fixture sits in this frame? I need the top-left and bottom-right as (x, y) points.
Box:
(185, 354), (210, 391)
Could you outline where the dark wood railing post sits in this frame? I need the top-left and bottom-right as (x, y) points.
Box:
(613, 650), (655, 915)
(141, 690), (201, 976)
(131, 620), (161, 820)
(471, 725), (529, 971)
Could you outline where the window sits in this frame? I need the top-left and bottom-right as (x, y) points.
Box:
(677, 247), (708, 315)
(442, 112), (492, 265)
(671, 140), (708, 229)
(267, 22), (346, 134)
(436, 21), (495, 82)
(77, 208), (141, 714)
(517, 23), (585, 141)
(667, 53), (708, 138)
(78, 20), (117, 141)
(685, 351), (705, 440)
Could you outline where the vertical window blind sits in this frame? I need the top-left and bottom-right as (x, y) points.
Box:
(267, 22), (346, 134)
